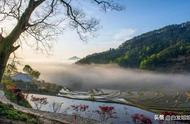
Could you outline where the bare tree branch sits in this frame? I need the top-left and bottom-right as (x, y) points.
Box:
(0, 0), (123, 82)
(0, 0), (123, 52)
(93, 0), (124, 12)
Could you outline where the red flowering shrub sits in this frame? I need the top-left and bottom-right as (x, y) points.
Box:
(71, 104), (89, 112)
(158, 111), (178, 124)
(30, 95), (48, 110)
(131, 113), (152, 124)
(8, 88), (25, 104)
(31, 95), (47, 102)
(5, 83), (16, 91)
(70, 104), (89, 124)
(160, 111), (177, 117)
(96, 105), (117, 122)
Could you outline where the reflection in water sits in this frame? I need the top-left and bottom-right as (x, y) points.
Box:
(27, 94), (165, 124)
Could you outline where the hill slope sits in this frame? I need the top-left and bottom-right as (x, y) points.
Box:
(77, 22), (190, 72)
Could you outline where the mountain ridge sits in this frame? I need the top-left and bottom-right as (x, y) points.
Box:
(77, 21), (190, 72)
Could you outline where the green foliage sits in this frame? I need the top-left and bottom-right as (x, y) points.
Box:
(77, 21), (190, 72)
(3, 78), (31, 108)
(140, 54), (158, 69)
(23, 65), (40, 79)
(23, 65), (33, 74)
(4, 89), (31, 108)
(31, 70), (40, 79)
(0, 102), (38, 123)
(11, 79), (63, 95)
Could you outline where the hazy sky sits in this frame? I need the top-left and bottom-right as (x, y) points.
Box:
(15, 0), (190, 63)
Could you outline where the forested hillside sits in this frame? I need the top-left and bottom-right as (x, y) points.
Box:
(77, 22), (190, 72)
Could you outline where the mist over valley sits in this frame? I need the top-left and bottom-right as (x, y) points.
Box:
(28, 62), (190, 92)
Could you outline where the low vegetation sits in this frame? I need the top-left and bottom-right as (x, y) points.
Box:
(13, 79), (63, 95)
(2, 76), (31, 108)
(0, 102), (38, 124)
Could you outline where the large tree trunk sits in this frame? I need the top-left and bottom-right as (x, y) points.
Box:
(0, 0), (45, 83)
(0, 37), (15, 83)
(0, 51), (10, 82)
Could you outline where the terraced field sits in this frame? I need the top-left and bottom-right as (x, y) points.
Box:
(122, 91), (190, 114)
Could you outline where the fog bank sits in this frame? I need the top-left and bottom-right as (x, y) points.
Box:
(28, 63), (190, 91)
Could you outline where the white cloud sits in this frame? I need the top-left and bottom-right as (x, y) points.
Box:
(113, 28), (136, 42)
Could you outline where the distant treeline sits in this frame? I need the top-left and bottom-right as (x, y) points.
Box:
(77, 21), (190, 72)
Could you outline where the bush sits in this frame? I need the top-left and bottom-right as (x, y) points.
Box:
(0, 102), (38, 123)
